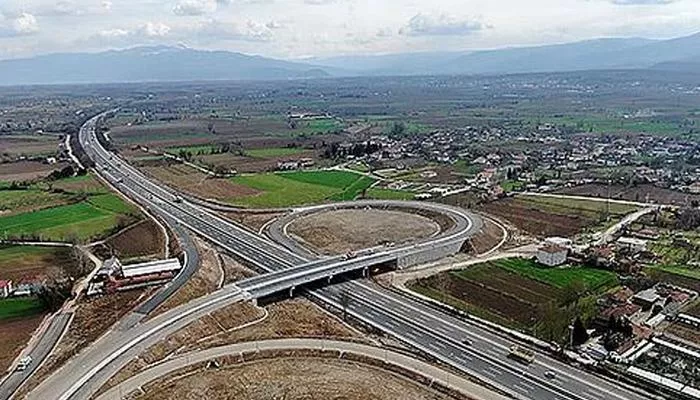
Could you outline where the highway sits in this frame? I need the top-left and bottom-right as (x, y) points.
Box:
(26, 112), (656, 400)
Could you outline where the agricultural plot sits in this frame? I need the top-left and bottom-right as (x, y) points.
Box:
(0, 245), (73, 282)
(0, 175), (140, 242)
(0, 297), (45, 321)
(479, 194), (638, 238)
(555, 184), (700, 207)
(649, 233), (700, 280)
(230, 170), (375, 208)
(410, 258), (617, 335)
(0, 161), (68, 184)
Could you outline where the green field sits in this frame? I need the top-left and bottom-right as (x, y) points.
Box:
(230, 170), (376, 208)
(366, 188), (415, 201)
(0, 187), (138, 241)
(529, 115), (683, 136)
(0, 297), (45, 320)
(483, 258), (619, 292)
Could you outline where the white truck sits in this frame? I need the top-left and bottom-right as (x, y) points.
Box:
(16, 356), (32, 371)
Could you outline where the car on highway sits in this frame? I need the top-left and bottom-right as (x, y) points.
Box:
(544, 370), (556, 379)
(461, 338), (472, 346)
(16, 356), (32, 372)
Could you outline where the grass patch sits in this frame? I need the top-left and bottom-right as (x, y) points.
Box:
(366, 188), (415, 201)
(487, 258), (619, 292)
(230, 170), (376, 208)
(649, 264), (700, 280)
(0, 297), (45, 320)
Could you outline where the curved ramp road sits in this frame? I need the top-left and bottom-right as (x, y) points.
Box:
(96, 338), (510, 400)
(26, 112), (655, 400)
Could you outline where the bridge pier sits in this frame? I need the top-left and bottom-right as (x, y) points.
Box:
(362, 267), (368, 278)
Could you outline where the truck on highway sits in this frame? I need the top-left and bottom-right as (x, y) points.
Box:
(173, 196), (184, 203)
(508, 345), (535, 364)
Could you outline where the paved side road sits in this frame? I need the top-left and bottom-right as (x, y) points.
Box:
(0, 313), (73, 400)
(96, 338), (509, 400)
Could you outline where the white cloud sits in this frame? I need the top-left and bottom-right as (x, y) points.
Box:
(400, 13), (487, 36)
(12, 13), (39, 35)
(173, 0), (217, 16)
(610, 0), (676, 4)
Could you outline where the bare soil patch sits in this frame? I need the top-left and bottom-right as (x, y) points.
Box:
(134, 357), (451, 400)
(287, 209), (440, 255)
(220, 254), (256, 284)
(665, 323), (700, 346)
(0, 314), (46, 373)
(555, 184), (700, 207)
(141, 164), (258, 201)
(151, 239), (222, 316)
(198, 150), (315, 173)
(469, 218), (506, 255)
(0, 136), (60, 159)
(0, 246), (73, 283)
(102, 220), (166, 260)
(479, 198), (588, 238)
(0, 161), (66, 183)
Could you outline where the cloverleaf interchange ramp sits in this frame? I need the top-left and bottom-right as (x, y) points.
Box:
(24, 112), (656, 400)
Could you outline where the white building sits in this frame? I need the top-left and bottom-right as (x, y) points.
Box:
(536, 244), (568, 267)
(617, 237), (648, 253)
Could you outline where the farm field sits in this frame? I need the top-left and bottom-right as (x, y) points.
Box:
(555, 183), (700, 206)
(0, 135), (61, 159)
(0, 313), (45, 374)
(230, 170), (375, 208)
(0, 297), (45, 320)
(479, 194), (638, 238)
(0, 175), (140, 242)
(0, 245), (73, 282)
(365, 188), (415, 201)
(0, 161), (68, 183)
(410, 258), (617, 336)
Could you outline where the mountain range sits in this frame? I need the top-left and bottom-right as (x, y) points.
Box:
(1, 32), (699, 85)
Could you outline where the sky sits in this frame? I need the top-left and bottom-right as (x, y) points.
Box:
(0, 0), (698, 60)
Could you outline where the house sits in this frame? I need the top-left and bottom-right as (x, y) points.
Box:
(617, 237), (648, 253)
(536, 244), (568, 267)
(631, 288), (661, 310)
(0, 280), (12, 298)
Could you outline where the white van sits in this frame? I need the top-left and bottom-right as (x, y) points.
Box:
(16, 356), (32, 371)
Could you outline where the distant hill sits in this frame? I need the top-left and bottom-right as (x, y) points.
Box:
(1, 32), (699, 86)
(305, 32), (700, 76)
(0, 46), (331, 85)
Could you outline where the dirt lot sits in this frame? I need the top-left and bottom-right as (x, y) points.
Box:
(665, 322), (700, 346)
(479, 198), (586, 238)
(410, 265), (561, 329)
(141, 163), (258, 201)
(16, 289), (154, 398)
(151, 239), (222, 316)
(556, 184), (700, 206)
(101, 220), (166, 260)
(469, 218), (506, 255)
(0, 136), (61, 160)
(220, 253), (257, 284)
(102, 298), (360, 392)
(0, 245), (73, 283)
(0, 160), (66, 182)
(197, 150), (316, 174)
(287, 209), (440, 255)
(134, 357), (451, 400)
(0, 314), (46, 373)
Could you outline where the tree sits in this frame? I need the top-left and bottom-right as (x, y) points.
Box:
(389, 122), (406, 138)
(560, 280), (587, 306)
(571, 317), (589, 346)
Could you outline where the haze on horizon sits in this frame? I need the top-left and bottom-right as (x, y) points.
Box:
(0, 0), (698, 61)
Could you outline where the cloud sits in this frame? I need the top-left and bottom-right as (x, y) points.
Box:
(88, 21), (171, 45)
(173, 0), (218, 16)
(400, 13), (487, 36)
(0, 13), (40, 36)
(190, 18), (276, 42)
(610, 0), (676, 4)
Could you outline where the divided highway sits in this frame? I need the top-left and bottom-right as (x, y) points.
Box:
(27, 112), (656, 400)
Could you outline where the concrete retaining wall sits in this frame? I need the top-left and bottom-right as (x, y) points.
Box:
(397, 239), (465, 269)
